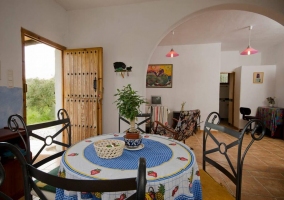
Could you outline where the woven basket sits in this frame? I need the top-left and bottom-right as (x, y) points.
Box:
(94, 139), (125, 159)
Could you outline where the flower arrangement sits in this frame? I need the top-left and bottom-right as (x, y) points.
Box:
(266, 97), (275, 105)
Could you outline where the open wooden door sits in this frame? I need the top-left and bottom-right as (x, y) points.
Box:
(228, 72), (235, 125)
(63, 48), (103, 144)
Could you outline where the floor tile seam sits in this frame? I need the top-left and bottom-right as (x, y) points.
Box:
(253, 175), (275, 197)
(247, 170), (284, 178)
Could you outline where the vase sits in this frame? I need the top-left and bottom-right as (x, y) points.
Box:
(269, 104), (274, 107)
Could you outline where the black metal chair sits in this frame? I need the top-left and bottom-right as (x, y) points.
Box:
(203, 112), (265, 200)
(7, 109), (72, 198)
(119, 107), (153, 133)
(239, 107), (259, 132)
(0, 142), (147, 200)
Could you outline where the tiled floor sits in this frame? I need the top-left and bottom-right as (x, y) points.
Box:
(186, 123), (284, 200)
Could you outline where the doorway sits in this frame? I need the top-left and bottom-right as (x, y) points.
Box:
(219, 72), (235, 128)
(22, 28), (66, 154)
(21, 28), (66, 123)
(24, 36), (61, 124)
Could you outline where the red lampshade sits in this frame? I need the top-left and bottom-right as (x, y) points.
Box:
(240, 26), (258, 56)
(166, 48), (179, 57)
(240, 46), (258, 55)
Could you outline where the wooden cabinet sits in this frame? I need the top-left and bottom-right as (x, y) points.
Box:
(0, 128), (27, 199)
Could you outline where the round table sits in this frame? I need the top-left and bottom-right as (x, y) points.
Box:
(55, 133), (202, 200)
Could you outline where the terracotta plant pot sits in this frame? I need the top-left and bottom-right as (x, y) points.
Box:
(125, 132), (140, 139)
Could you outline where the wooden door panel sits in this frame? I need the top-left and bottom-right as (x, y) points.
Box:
(63, 48), (103, 144)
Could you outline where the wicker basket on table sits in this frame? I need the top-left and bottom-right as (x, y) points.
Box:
(94, 139), (125, 159)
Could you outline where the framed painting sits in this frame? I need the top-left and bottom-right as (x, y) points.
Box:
(253, 72), (264, 83)
(146, 64), (173, 88)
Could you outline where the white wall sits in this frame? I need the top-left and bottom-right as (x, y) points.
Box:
(221, 51), (262, 72)
(147, 44), (221, 127)
(262, 41), (284, 108)
(237, 65), (276, 128)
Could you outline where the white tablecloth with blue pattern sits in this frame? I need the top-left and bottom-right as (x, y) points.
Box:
(55, 133), (202, 200)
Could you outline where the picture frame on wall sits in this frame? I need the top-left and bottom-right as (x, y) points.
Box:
(146, 64), (173, 88)
(253, 72), (264, 83)
(151, 96), (162, 105)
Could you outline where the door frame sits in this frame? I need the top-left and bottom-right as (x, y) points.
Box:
(219, 72), (235, 127)
(21, 28), (66, 122)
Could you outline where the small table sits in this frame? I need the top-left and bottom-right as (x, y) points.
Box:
(256, 106), (284, 138)
(55, 133), (202, 199)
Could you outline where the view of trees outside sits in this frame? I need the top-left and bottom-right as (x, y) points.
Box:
(25, 42), (56, 124)
(26, 78), (55, 124)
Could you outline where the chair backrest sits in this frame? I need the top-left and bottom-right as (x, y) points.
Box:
(0, 142), (146, 200)
(174, 109), (200, 141)
(7, 108), (71, 167)
(119, 107), (153, 133)
(240, 107), (251, 117)
(203, 112), (265, 200)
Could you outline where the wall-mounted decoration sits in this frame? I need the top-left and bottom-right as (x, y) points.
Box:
(146, 64), (173, 88)
(113, 62), (132, 78)
(151, 96), (162, 104)
(253, 72), (264, 83)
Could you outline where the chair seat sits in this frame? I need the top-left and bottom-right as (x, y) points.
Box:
(200, 169), (234, 200)
(244, 116), (259, 120)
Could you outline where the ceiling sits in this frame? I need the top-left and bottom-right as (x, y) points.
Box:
(54, 0), (284, 52)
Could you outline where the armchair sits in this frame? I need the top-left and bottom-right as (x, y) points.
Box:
(153, 109), (200, 143)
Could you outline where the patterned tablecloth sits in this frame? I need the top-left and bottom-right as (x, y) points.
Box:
(55, 133), (202, 200)
(256, 106), (284, 137)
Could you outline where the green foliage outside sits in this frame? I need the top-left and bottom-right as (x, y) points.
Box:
(26, 78), (55, 124)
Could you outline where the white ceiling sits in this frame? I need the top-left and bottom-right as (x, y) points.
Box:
(54, 0), (284, 52)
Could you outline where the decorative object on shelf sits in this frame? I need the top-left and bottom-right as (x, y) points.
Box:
(253, 72), (263, 83)
(114, 84), (147, 142)
(240, 25), (258, 55)
(146, 64), (173, 88)
(181, 102), (186, 111)
(266, 97), (275, 107)
(113, 62), (132, 78)
(166, 31), (179, 57)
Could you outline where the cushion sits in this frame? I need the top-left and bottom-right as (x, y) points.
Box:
(200, 169), (235, 200)
(34, 166), (59, 193)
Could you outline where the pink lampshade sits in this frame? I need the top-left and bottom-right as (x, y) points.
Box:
(166, 48), (179, 57)
(240, 46), (258, 55)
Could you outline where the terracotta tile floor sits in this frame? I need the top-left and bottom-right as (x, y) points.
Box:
(186, 125), (284, 200)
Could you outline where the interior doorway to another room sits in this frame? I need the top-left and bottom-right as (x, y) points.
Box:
(219, 72), (235, 129)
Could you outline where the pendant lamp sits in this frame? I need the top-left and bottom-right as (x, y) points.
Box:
(166, 31), (179, 57)
(240, 26), (258, 55)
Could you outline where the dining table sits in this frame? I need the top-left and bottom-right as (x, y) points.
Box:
(55, 133), (202, 200)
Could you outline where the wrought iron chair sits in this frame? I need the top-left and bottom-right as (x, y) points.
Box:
(7, 108), (72, 198)
(119, 106), (153, 133)
(202, 112), (265, 200)
(153, 109), (200, 143)
(0, 142), (146, 200)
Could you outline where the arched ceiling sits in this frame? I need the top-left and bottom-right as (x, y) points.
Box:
(54, 0), (284, 53)
(160, 10), (284, 52)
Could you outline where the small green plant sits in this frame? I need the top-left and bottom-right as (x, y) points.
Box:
(266, 97), (275, 104)
(114, 84), (147, 121)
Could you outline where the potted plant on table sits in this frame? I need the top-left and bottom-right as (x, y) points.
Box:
(114, 84), (147, 139)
